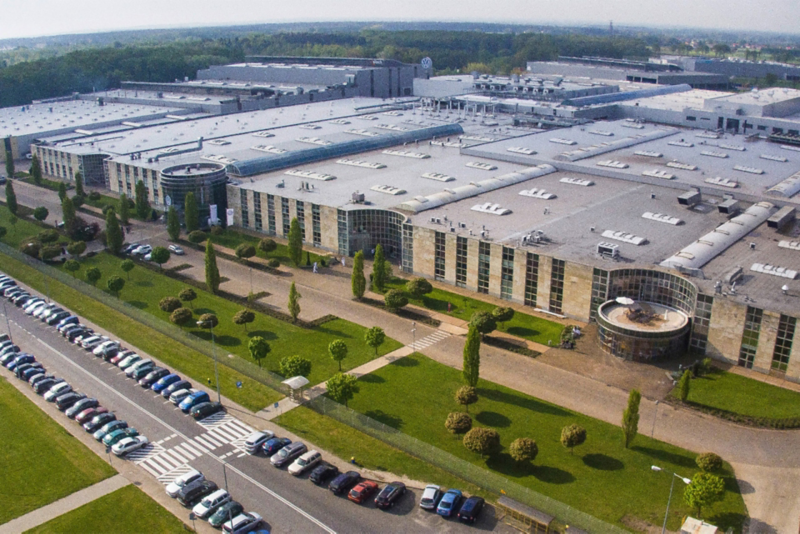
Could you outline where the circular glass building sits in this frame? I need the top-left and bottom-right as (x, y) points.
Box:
(160, 162), (228, 223)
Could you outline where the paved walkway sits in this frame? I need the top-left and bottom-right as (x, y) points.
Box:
(0, 475), (130, 534)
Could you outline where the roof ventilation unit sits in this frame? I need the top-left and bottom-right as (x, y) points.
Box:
(733, 165), (764, 175)
(678, 190), (701, 207)
(351, 191), (365, 203)
(597, 160), (628, 169)
(421, 172), (455, 182)
(668, 140), (694, 148)
(519, 188), (556, 200)
(767, 206), (796, 230)
(642, 212), (682, 225)
(471, 202), (511, 215)
(370, 185), (406, 196)
(666, 161), (697, 171)
(701, 150), (729, 159)
(466, 162), (497, 171)
(601, 230), (647, 245)
(560, 177), (594, 186)
(549, 138), (577, 146)
(778, 240), (800, 251)
(760, 154), (788, 162)
(705, 177), (738, 188)
(597, 242), (620, 258)
(751, 263), (798, 280)
(635, 150), (663, 158)
(507, 147), (536, 155)
(718, 198), (740, 215)
(642, 170), (675, 180)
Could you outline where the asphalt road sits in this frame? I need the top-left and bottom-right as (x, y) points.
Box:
(0, 283), (508, 534)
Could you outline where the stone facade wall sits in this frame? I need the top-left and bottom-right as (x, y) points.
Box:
(561, 261), (594, 322)
(705, 298), (747, 364)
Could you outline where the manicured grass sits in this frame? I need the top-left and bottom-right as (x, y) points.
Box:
(687, 369), (800, 420)
(0, 376), (116, 524)
(385, 277), (564, 346)
(203, 227), (326, 266)
(53, 251), (401, 385)
(0, 206), (45, 247)
(25, 485), (187, 534)
(21, 176), (74, 193)
(0, 253), (282, 411)
(344, 354), (746, 531)
(276, 406), (490, 500)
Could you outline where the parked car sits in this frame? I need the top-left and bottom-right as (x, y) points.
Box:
(261, 437), (292, 457)
(67, 327), (92, 343)
(92, 340), (119, 357)
(132, 245), (152, 256)
(177, 479), (218, 507)
(112, 435), (149, 456)
(166, 468), (204, 498)
(93, 420), (128, 441)
(139, 367), (170, 388)
(117, 354), (142, 370)
(288, 450), (322, 476)
(169, 388), (194, 405)
(56, 316), (80, 330)
(125, 359), (153, 377)
(208, 501), (244, 529)
(29, 373), (54, 387)
(270, 441), (307, 468)
(81, 335), (109, 350)
(129, 362), (156, 380)
(0, 348), (20, 365)
(123, 243), (141, 254)
(437, 489), (463, 517)
(103, 428), (139, 447)
(44, 381), (72, 401)
(76, 407), (109, 425)
(15, 362), (43, 379)
(162, 379), (191, 398)
(152, 373), (181, 393)
(457, 496), (485, 523)
(244, 431), (275, 454)
(191, 401), (224, 420)
(221, 512), (261, 534)
(110, 350), (136, 366)
(179, 390), (210, 413)
(56, 392), (87, 411)
(310, 462), (340, 487)
(329, 471), (361, 495)
(375, 481), (406, 509)
(60, 324), (83, 338)
(168, 244), (185, 255)
(65, 397), (98, 419)
(83, 412), (116, 433)
(192, 489), (231, 519)
(46, 310), (71, 326)
(40, 306), (64, 322)
(35, 377), (65, 395)
(419, 484), (442, 510)
(348, 480), (378, 504)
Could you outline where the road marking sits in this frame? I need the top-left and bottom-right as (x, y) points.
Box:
(164, 448), (189, 464)
(237, 453), (246, 458)
(193, 435), (216, 450)
(181, 441), (203, 456)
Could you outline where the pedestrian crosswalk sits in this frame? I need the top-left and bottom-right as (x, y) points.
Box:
(410, 330), (450, 351)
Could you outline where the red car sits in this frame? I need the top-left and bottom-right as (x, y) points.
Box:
(76, 407), (109, 425)
(348, 481), (379, 504)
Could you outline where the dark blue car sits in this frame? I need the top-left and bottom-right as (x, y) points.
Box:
(8, 353), (35, 371)
(436, 489), (462, 517)
(179, 390), (209, 413)
(262, 437), (292, 456)
(152, 373), (181, 393)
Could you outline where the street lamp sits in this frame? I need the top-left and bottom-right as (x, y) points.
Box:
(411, 321), (416, 352)
(222, 461), (234, 531)
(197, 319), (221, 404)
(651, 465), (691, 534)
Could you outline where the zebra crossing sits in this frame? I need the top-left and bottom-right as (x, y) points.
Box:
(128, 414), (257, 482)
(409, 329), (450, 351)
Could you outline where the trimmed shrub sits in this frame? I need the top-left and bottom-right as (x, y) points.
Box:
(159, 296), (182, 313)
(445, 412), (473, 435)
(509, 437), (539, 464)
(267, 258), (280, 269)
(188, 230), (207, 244)
(210, 225), (224, 236)
(463, 427), (501, 457)
(696, 452), (724, 473)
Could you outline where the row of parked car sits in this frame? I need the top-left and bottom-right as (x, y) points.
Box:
(122, 242), (185, 262)
(166, 469), (263, 533)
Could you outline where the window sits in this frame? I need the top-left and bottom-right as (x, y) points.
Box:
(455, 237), (468, 287)
(477, 242), (491, 294)
(500, 247), (514, 300)
(296, 201), (306, 242)
(524, 253), (539, 307)
(311, 204), (321, 246)
(266, 194), (276, 235)
(549, 259), (565, 314)
(401, 223), (414, 273)
(281, 198), (290, 236)
(434, 232), (446, 280)
(757, 125), (767, 131)
(337, 209), (349, 256)
(346, 209), (404, 260)
(590, 268), (608, 320)
(690, 294), (713, 354)
(771, 315), (796, 373)
(240, 190), (249, 229)
(686, 116), (697, 121)
(738, 306), (762, 369)
(253, 192), (262, 232)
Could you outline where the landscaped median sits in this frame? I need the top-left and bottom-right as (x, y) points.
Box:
(0, 376), (116, 525)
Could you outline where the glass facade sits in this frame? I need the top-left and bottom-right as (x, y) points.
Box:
(501, 247), (514, 300)
(337, 210), (349, 256)
(549, 259), (565, 314)
(345, 209), (405, 259)
(597, 304), (691, 362)
(524, 253), (539, 307)
(477, 242), (491, 294)
(607, 268), (697, 316)
(401, 223), (414, 273)
(690, 294), (713, 354)
(281, 198), (290, 236)
(738, 306), (762, 369)
(455, 237), (468, 288)
(266, 194), (276, 235)
(296, 201), (306, 242)
(160, 163), (228, 224)
(240, 190), (249, 229)
(771, 315), (796, 373)
(434, 232), (446, 281)
(253, 192), (262, 232)
(590, 268), (609, 321)
(311, 204), (321, 247)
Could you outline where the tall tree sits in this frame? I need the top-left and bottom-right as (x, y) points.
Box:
(4, 150), (14, 179)
(364, 326), (386, 356)
(684, 472), (725, 517)
(5, 180), (17, 216)
(134, 180), (150, 220)
(328, 339), (348, 371)
(61, 196), (76, 229)
(372, 243), (387, 292)
(678, 370), (691, 402)
(31, 154), (43, 185)
(118, 192), (130, 226)
(462, 325), (481, 387)
(248, 336), (271, 368)
(288, 281), (301, 322)
(105, 207), (123, 254)
(351, 250), (366, 300)
(622, 389), (641, 449)
(166, 205), (180, 241)
(287, 217), (303, 266)
(74, 171), (84, 197)
(326, 372), (359, 407)
(184, 191), (199, 233)
(204, 240), (220, 294)
(107, 275), (125, 297)
(57, 181), (67, 202)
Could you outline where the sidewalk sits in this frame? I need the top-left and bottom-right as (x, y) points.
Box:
(0, 475), (130, 534)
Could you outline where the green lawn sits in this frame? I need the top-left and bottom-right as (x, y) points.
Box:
(0, 376), (116, 524)
(0, 206), (45, 247)
(687, 369), (800, 420)
(202, 227), (326, 266)
(0, 252), (282, 411)
(21, 176), (74, 193)
(277, 406), (490, 499)
(385, 277), (564, 346)
(53, 252), (402, 386)
(25, 485), (187, 534)
(343, 354), (746, 531)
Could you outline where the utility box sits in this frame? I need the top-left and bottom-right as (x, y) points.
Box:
(718, 198), (740, 215)
(678, 190), (701, 207)
(767, 205), (796, 230)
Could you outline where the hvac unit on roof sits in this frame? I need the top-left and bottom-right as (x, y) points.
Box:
(597, 242), (620, 258)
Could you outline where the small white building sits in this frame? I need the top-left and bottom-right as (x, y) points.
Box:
(681, 517), (718, 534)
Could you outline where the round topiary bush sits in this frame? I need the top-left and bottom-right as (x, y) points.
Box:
(267, 258), (280, 269)
(445, 412), (473, 435)
(463, 427), (501, 457)
(37, 229), (60, 243)
(210, 225), (224, 236)
(188, 230), (207, 244)
(20, 239), (41, 258)
(509, 437), (539, 464)
(159, 296), (182, 313)
(696, 452), (724, 472)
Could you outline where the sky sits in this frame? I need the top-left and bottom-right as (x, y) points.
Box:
(1, 0), (797, 40)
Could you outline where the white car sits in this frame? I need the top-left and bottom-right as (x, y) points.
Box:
(168, 245), (185, 255)
(244, 431), (274, 454)
(33, 304), (56, 319)
(112, 435), (149, 456)
(170, 388), (195, 405)
(166, 468), (203, 498)
(192, 489), (231, 519)
(125, 359), (153, 377)
(419, 484), (442, 510)
(222, 512), (262, 534)
(44, 382), (73, 401)
(132, 245), (152, 256)
(23, 300), (45, 314)
(288, 450), (322, 476)
(92, 340), (119, 356)
(81, 335), (109, 350)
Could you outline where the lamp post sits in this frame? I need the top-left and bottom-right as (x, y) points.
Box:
(197, 319), (221, 404)
(222, 461), (234, 531)
(651, 465), (691, 534)
(411, 321), (416, 352)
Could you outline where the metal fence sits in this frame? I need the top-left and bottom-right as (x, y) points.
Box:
(2, 243), (628, 532)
